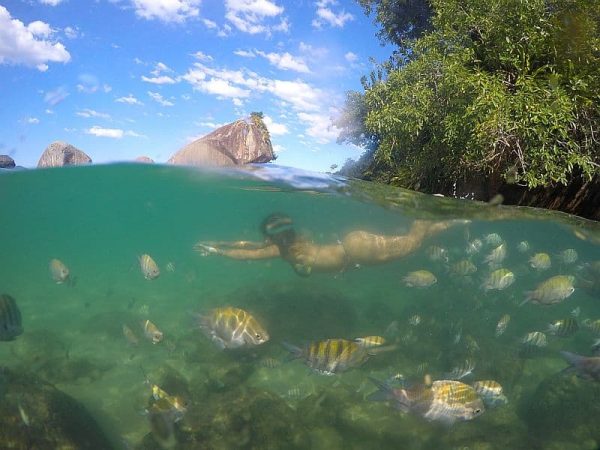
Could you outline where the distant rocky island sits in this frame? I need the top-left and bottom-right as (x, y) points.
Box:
(0, 113), (275, 170)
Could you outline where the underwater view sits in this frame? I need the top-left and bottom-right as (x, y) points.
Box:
(1, 163), (600, 450)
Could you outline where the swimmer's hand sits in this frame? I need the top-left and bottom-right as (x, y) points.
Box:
(193, 242), (221, 256)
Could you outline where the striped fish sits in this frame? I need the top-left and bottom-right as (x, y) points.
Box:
(546, 318), (579, 337)
(449, 260), (477, 276)
(495, 314), (510, 337)
(142, 319), (163, 344)
(0, 294), (23, 341)
(484, 243), (507, 267)
(354, 335), (386, 348)
(445, 359), (476, 380)
(197, 307), (269, 349)
(49, 258), (70, 284)
(481, 268), (515, 291)
(139, 254), (160, 280)
(582, 319), (600, 336)
(529, 253), (551, 271)
(471, 380), (508, 408)
(284, 338), (391, 375)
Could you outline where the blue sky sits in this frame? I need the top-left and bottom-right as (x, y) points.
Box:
(0, 0), (391, 171)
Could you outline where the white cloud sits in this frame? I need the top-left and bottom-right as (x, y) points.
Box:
(268, 79), (322, 111)
(225, 0), (285, 35)
(45, 109), (54, 114)
(76, 109), (111, 119)
(199, 78), (250, 98)
(39, 0), (64, 5)
(344, 51), (358, 63)
(103, 84), (112, 93)
(299, 42), (328, 58)
(44, 86), (69, 105)
(263, 115), (288, 135)
(312, 0), (354, 28)
(25, 117), (40, 124)
(202, 18), (217, 29)
(77, 73), (100, 93)
(198, 121), (226, 129)
(87, 126), (124, 138)
(148, 91), (174, 106)
(0, 5), (71, 71)
(297, 111), (339, 143)
(141, 75), (177, 84)
(255, 50), (310, 73)
(151, 62), (172, 75)
(86, 126), (143, 138)
(63, 26), (79, 39)
(234, 49), (255, 58)
(131, 0), (201, 23)
(116, 94), (143, 105)
(272, 143), (285, 153)
(192, 51), (213, 61)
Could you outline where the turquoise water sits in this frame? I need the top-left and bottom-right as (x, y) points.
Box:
(1, 163), (600, 449)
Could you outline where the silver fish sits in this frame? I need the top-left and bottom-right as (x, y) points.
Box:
(49, 258), (70, 284)
(445, 359), (476, 380)
(139, 254), (160, 280)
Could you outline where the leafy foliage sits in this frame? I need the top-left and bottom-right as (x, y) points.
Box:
(341, 0), (600, 191)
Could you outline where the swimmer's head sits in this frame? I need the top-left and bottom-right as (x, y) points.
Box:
(261, 213), (296, 249)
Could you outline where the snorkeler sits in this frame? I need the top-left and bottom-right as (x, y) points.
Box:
(194, 214), (468, 276)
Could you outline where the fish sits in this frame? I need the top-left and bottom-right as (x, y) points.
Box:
(522, 275), (575, 306)
(484, 233), (503, 246)
(17, 402), (31, 426)
(197, 307), (269, 349)
(165, 262), (176, 273)
(592, 339), (600, 355)
(471, 380), (508, 407)
(546, 318), (579, 337)
(465, 239), (483, 255)
(150, 384), (187, 415)
(0, 294), (23, 341)
(484, 243), (507, 266)
(495, 314), (510, 337)
(142, 320), (163, 344)
(368, 377), (485, 425)
(409, 314), (422, 326)
(260, 357), (281, 369)
(449, 260), (477, 276)
(582, 319), (600, 335)
(560, 351), (600, 381)
(445, 359), (476, 380)
(139, 254), (160, 280)
(354, 336), (386, 348)
(402, 270), (437, 288)
(283, 338), (393, 375)
(426, 245), (449, 263)
(529, 253), (551, 271)
(557, 249), (578, 265)
(516, 241), (530, 253)
(122, 324), (140, 346)
(465, 335), (480, 354)
(571, 307), (581, 318)
(49, 258), (70, 284)
(521, 331), (547, 347)
(481, 268), (515, 291)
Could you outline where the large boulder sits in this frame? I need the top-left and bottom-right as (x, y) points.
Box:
(168, 114), (275, 167)
(38, 141), (92, 168)
(0, 155), (15, 169)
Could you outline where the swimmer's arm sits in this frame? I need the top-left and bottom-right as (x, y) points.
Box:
(194, 241), (281, 259)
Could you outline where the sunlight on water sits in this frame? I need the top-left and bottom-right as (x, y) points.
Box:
(1, 164), (599, 450)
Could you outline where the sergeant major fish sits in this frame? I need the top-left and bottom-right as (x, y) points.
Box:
(471, 380), (508, 407)
(403, 270), (437, 288)
(0, 294), (23, 341)
(557, 249), (578, 265)
(481, 268), (515, 291)
(197, 307), (269, 349)
(139, 254), (160, 280)
(529, 253), (551, 271)
(445, 359), (476, 380)
(142, 320), (163, 344)
(49, 258), (70, 284)
(484, 243), (507, 267)
(522, 275), (575, 306)
(495, 314), (510, 337)
(546, 318), (579, 337)
(368, 377), (485, 425)
(521, 331), (547, 347)
(354, 336), (386, 348)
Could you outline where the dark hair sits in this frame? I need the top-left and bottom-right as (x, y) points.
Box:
(260, 213), (296, 253)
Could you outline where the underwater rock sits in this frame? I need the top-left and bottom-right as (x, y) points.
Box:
(0, 367), (114, 449)
(524, 370), (600, 444)
(168, 115), (274, 166)
(37, 141), (92, 168)
(0, 154), (15, 168)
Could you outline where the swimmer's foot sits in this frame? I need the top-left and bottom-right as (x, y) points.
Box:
(193, 242), (220, 256)
(413, 219), (471, 237)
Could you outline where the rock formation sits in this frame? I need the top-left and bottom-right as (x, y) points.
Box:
(37, 141), (92, 168)
(135, 156), (154, 163)
(168, 113), (275, 166)
(0, 155), (15, 169)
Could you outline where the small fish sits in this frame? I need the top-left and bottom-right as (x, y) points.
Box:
(516, 241), (530, 253)
(471, 380), (508, 407)
(416, 362), (428, 374)
(571, 307), (581, 318)
(0, 294), (23, 341)
(142, 320), (163, 344)
(546, 318), (579, 337)
(150, 384), (187, 414)
(582, 319), (600, 335)
(560, 351), (600, 381)
(465, 239), (483, 255)
(529, 253), (551, 271)
(49, 258), (70, 284)
(495, 314), (510, 337)
(446, 359), (476, 380)
(484, 233), (503, 246)
(426, 245), (449, 263)
(260, 357), (281, 369)
(481, 268), (515, 291)
(557, 249), (578, 265)
(165, 262), (176, 272)
(403, 270), (437, 288)
(17, 402), (30, 426)
(197, 307), (269, 349)
(139, 254), (160, 280)
(122, 324), (140, 346)
(409, 315), (422, 326)
(484, 243), (507, 267)
(354, 336), (386, 348)
(465, 335), (480, 354)
(368, 377), (485, 425)
(521, 331), (547, 347)
(449, 260), (477, 276)
(522, 275), (575, 306)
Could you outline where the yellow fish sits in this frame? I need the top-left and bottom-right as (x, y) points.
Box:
(354, 336), (386, 348)
(495, 314), (510, 337)
(481, 268), (515, 291)
(197, 306), (269, 349)
(49, 258), (70, 284)
(529, 253), (551, 271)
(142, 319), (163, 344)
(523, 275), (575, 306)
(403, 270), (437, 287)
(471, 380), (508, 407)
(139, 254), (160, 280)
